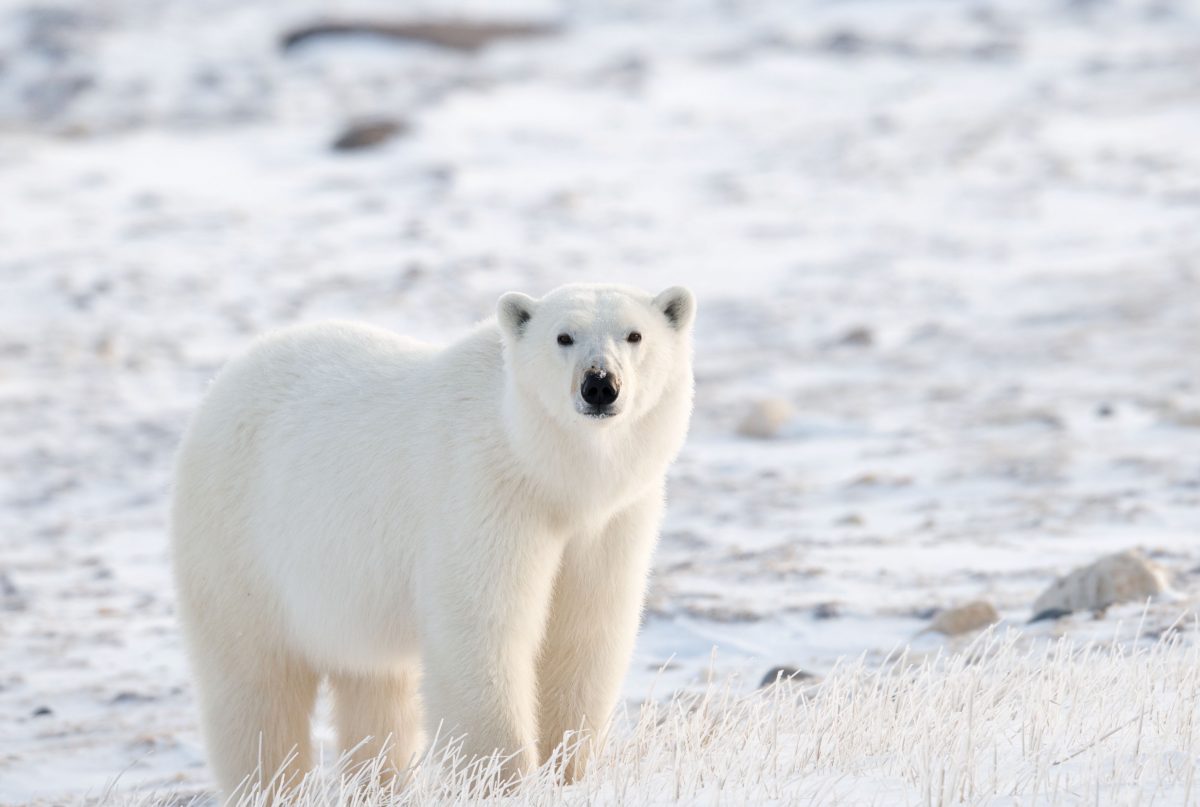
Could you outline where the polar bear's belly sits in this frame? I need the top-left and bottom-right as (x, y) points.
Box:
(284, 587), (423, 671)
(268, 541), (424, 671)
(247, 477), (427, 672)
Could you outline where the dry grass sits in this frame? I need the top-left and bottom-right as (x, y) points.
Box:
(109, 625), (1200, 806)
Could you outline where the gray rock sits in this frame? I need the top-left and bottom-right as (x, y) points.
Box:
(812, 602), (841, 620)
(834, 326), (874, 347)
(1032, 550), (1168, 617)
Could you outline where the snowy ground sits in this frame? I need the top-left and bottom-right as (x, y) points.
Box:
(2, 0), (1200, 802)
(101, 634), (1200, 807)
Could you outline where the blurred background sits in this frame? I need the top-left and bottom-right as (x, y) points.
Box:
(2, 0), (1200, 800)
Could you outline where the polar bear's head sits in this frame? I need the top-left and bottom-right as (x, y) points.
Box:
(497, 284), (695, 429)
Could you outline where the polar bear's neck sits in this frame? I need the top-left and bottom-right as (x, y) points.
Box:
(499, 363), (692, 525)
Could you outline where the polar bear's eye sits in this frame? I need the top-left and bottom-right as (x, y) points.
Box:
(627, 332), (642, 344)
(557, 333), (574, 346)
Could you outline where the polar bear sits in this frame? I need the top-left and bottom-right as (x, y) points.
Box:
(170, 283), (695, 796)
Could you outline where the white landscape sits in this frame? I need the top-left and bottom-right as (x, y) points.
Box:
(2, 0), (1200, 804)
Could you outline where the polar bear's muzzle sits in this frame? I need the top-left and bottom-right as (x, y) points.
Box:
(580, 368), (620, 418)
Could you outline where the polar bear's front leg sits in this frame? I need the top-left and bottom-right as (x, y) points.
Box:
(537, 490), (664, 781)
(421, 522), (564, 787)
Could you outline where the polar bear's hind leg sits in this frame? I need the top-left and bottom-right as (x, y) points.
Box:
(192, 640), (320, 798)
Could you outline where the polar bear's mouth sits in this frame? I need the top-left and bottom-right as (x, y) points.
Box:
(582, 406), (617, 419)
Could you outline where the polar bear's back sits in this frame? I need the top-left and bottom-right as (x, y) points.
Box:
(176, 321), (441, 495)
(171, 320), (488, 669)
(219, 320), (436, 407)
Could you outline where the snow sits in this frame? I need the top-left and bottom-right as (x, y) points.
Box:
(2, 0), (1200, 802)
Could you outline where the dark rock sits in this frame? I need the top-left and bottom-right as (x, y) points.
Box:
(759, 666), (812, 687)
(282, 19), (558, 53)
(1028, 607), (1072, 624)
(332, 119), (409, 152)
(812, 602), (841, 620)
(32, 706), (52, 717)
(834, 326), (874, 347)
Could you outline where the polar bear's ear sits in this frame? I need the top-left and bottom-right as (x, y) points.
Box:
(497, 291), (538, 338)
(653, 286), (696, 332)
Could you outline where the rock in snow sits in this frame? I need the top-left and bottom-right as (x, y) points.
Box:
(759, 666), (814, 688)
(1032, 550), (1168, 619)
(281, 19), (558, 53)
(736, 398), (794, 439)
(332, 119), (408, 152)
(925, 601), (1001, 636)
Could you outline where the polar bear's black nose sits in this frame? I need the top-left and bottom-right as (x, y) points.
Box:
(581, 371), (620, 406)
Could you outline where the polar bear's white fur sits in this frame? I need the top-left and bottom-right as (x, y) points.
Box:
(171, 283), (695, 795)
